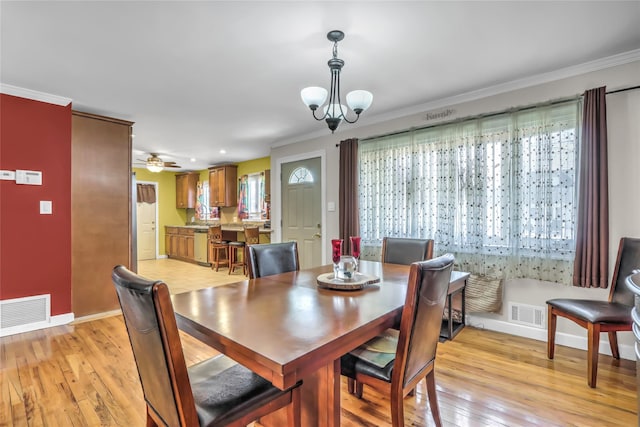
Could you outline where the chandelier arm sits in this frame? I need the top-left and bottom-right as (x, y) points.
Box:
(335, 67), (360, 124)
(311, 108), (327, 121)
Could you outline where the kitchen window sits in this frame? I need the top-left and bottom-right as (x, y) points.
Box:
(239, 172), (266, 220)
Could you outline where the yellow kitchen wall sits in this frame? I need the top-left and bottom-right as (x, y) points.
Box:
(134, 168), (186, 255)
(237, 156), (270, 177)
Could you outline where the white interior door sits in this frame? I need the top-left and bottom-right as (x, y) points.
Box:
(136, 201), (156, 260)
(281, 157), (322, 269)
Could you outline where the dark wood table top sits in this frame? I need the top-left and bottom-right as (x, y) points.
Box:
(172, 260), (469, 390)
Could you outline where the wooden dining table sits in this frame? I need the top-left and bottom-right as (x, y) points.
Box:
(172, 260), (468, 426)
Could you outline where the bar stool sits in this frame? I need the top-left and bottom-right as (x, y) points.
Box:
(208, 225), (229, 272)
(228, 240), (246, 275)
(229, 226), (260, 275)
(243, 226), (260, 276)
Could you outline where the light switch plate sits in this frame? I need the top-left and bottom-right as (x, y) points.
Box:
(327, 202), (336, 212)
(40, 201), (52, 214)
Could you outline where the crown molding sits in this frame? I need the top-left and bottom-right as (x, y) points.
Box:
(273, 49), (640, 148)
(0, 83), (72, 106)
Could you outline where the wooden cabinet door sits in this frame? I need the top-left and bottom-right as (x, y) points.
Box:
(186, 235), (195, 259)
(209, 168), (222, 206)
(176, 172), (198, 208)
(209, 165), (237, 207)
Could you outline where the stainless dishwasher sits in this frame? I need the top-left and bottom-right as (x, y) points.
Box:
(194, 229), (209, 266)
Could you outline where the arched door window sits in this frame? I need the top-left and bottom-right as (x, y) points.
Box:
(288, 167), (314, 184)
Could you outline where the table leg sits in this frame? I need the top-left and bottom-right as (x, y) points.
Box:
(258, 359), (341, 427)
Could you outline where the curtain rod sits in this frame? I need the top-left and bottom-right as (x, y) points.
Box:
(606, 85), (640, 95)
(359, 95), (581, 143)
(335, 85), (640, 145)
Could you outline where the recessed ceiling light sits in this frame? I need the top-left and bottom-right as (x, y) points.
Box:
(220, 149), (227, 154)
(190, 158), (196, 162)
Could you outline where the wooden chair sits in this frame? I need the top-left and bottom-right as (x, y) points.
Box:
(340, 254), (455, 427)
(247, 242), (300, 279)
(111, 265), (301, 427)
(381, 237), (434, 265)
(547, 237), (639, 387)
(208, 225), (229, 272)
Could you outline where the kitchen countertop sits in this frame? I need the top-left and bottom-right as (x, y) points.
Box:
(169, 224), (273, 233)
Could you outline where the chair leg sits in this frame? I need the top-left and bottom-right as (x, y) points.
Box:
(355, 381), (363, 399)
(228, 246), (236, 274)
(425, 370), (442, 427)
(390, 387), (405, 427)
(608, 331), (620, 359)
(547, 304), (556, 359)
(347, 378), (355, 394)
(587, 322), (600, 388)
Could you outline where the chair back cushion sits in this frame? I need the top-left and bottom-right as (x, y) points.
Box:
(397, 254), (454, 387)
(611, 237), (640, 306)
(382, 237), (434, 265)
(112, 265), (195, 426)
(248, 242), (300, 279)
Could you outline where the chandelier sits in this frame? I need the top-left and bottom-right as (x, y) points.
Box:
(300, 30), (373, 133)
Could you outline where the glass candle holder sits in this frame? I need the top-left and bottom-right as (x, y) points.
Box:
(331, 239), (343, 265)
(350, 236), (361, 260)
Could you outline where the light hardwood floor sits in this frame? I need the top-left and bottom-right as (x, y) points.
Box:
(1, 259), (636, 426)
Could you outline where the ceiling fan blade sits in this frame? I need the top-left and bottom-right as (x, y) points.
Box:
(165, 164), (181, 168)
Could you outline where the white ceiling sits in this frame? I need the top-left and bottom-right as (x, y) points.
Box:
(2, 1), (639, 171)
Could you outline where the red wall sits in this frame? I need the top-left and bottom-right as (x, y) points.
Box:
(0, 94), (72, 315)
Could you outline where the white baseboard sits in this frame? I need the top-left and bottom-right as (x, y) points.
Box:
(0, 312), (74, 337)
(467, 314), (635, 361)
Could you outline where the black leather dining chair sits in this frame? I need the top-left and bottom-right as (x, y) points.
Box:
(247, 241), (300, 279)
(381, 237), (434, 265)
(547, 237), (639, 388)
(340, 253), (454, 427)
(112, 265), (301, 426)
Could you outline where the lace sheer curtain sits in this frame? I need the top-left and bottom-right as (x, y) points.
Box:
(359, 101), (580, 283)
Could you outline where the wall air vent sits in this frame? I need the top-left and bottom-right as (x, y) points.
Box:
(0, 294), (50, 330)
(509, 302), (545, 328)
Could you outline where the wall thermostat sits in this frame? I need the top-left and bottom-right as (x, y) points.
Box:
(16, 170), (42, 185)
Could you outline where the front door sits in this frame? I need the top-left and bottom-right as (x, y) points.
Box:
(281, 157), (322, 268)
(136, 201), (156, 260)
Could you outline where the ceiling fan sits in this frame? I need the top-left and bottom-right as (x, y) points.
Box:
(135, 153), (181, 172)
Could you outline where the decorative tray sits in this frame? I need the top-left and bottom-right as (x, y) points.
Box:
(316, 272), (380, 290)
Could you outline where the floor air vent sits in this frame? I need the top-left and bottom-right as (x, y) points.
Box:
(0, 294), (50, 329)
(508, 302), (545, 328)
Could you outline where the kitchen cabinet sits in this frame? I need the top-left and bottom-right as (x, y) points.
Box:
(175, 172), (199, 208)
(209, 165), (238, 207)
(165, 226), (195, 263)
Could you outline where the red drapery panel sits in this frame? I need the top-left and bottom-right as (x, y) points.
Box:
(339, 138), (359, 254)
(573, 87), (609, 288)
